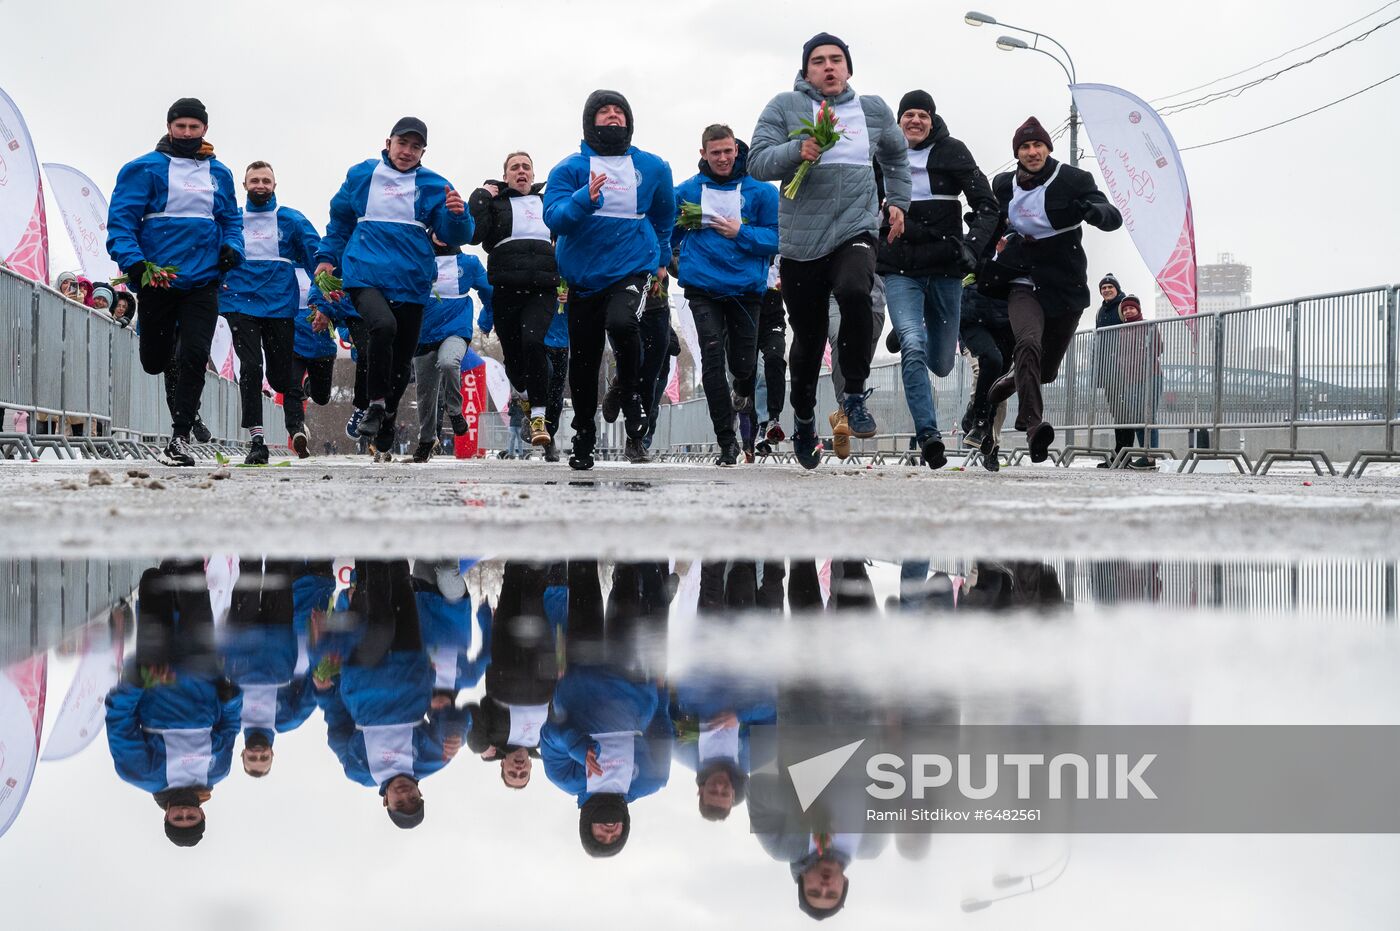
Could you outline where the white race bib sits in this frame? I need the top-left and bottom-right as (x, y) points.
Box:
(161, 728), (214, 789)
(503, 194), (550, 243)
(817, 98), (870, 168)
(504, 702), (549, 748)
(241, 209), (285, 262)
(586, 731), (638, 796)
(698, 720), (741, 765)
(295, 270), (311, 313)
(1008, 163), (1076, 240)
(700, 184), (742, 226)
(434, 257), (462, 299)
(590, 155), (642, 219)
(152, 158), (215, 219)
(361, 723), (416, 788)
(363, 161), (422, 226)
(240, 683), (282, 732)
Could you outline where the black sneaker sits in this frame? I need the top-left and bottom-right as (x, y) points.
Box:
(755, 439), (773, 458)
(842, 389), (877, 438)
(1129, 456), (1156, 471)
(245, 438), (270, 466)
(919, 433), (947, 470)
(449, 413), (469, 436)
(620, 392), (649, 440)
(544, 440), (560, 463)
(190, 417), (212, 444)
(1028, 422), (1056, 463)
(411, 440), (435, 463)
(345, 408), (365, 439)
(960, 403), (976, 437)
(162, 435), (196, 467)
(358, 403), (386, 438)
(371, 416), (396, 462)
(601, 379), (621, 424)
(291, 429), (310, 459)
(624, 437), (650, 464)
(716, 441), (740, 467)
(570, 432), (595, 470)
(792, 418), (821, 471)
(982, 445), (1001, 472)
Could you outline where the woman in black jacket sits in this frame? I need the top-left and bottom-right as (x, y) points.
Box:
(980, 117), (1123, 462)
(468, 152), (559, 448)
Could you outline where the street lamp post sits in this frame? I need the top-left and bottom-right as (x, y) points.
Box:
(965, 10), (1080, 167)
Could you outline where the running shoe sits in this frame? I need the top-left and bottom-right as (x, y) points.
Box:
(842, 389), (877, 438)
(161, 435), (196, 467)
(245, 437), (270, 466)
(982, 445), (1001, 472)
(357, 403), (386, 439)
(529, 416), (551, 446)
(764, 419), (786, 444)
(345, 408), (365, 439)
(620, 392), (649, 440)
(411, 440), (435, 463)
(828, 407), (851, 460)
(919, 432), (947, 470)
(1028, 422), (1056, 463)
(544, 440), (560, 463)
(716, 441), (740, 467)
(601, 379), (621, 424)
(190, 417), (212, 444)
(291, 429), (310, 460)
(624, 437), (650, 464)
(449, 413), (469, 436)
(792, 418), (821, 471)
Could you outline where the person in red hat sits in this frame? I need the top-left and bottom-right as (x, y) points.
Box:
(977, 116), (1122, 463)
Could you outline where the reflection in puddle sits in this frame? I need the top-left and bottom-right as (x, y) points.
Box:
(1, 555), (1397, 924)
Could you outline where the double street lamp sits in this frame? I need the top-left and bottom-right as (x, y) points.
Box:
(964, 10), (1080, 166)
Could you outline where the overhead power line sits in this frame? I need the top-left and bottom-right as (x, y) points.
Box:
(1159, 12), (1400, 115)
(1150, 0), (1400, 103)
(1179, 69), (1400, 151)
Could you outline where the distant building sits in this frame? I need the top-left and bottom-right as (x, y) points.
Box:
(1156, 252), (1252, 317)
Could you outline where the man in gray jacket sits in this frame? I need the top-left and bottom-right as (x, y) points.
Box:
(750, 32), (911, 469)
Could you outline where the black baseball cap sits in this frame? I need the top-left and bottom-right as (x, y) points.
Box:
(390, 117), (428, 145)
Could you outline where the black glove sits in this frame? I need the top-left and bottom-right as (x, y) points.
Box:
(956, 241), (979, 274)
(1080, 201), (1112, 228)
(125, 263), (147, 288)
(217, 245), (243, 273)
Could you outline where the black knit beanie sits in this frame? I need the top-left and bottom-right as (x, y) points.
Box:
(898, 90), (935, 118)
(802, 33), (852, 76)
(167, 97), (208, 125)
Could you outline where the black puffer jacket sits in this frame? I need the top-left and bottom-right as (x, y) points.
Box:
(983, 159), (1122, 317)
(876, 116), (998, 277)
(467, 181), (558, 291)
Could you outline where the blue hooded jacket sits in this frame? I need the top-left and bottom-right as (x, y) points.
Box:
(418, 592), (493, 692)
(105, 675), (243, 793)
(220, 196), (321, 318)
(672, 143), (780, 297)
(106, 146), (244, 289)
(220, 624), (316, 746)
(316, 680), (463, 789)
(543, 143), (674, 296)
(316, 152), (474, 304)
(419, 252), (492, 349)
(293, 270), (341, 359)
(541, 666), (673, 805)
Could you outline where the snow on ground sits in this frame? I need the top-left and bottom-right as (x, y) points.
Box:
(0, 455), (1396, 560)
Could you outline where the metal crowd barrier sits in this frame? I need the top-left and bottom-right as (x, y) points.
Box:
(0, 558), (148, 665)
(1, 266), (286, 461)
(647, 285), (1400, 477)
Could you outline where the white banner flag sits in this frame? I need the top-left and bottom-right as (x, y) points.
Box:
(482, 356), (513, 427)
(1070, 83), (1197, 316)
(673, 293), (703, 387)
(0, 656), (47, 839)
(41, 632), (120, 762)
(0, 84), (49, 282)
(42, 163), (119, 283)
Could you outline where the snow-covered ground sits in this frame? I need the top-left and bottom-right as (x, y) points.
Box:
(0, 456), (1396, 560)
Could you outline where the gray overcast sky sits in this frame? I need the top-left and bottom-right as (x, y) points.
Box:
(4, 0), (1397, 308)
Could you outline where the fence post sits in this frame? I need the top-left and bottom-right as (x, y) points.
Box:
(1288, 300), (1302, 450)
(1064, 341), (1077, 449)
(1387, 286), (1398, 453)
(1211, 312), (1225, 449)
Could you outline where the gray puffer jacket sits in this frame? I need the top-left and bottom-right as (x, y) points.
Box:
(749, 76), (911, 262)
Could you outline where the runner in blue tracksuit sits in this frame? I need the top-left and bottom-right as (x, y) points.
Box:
(542, 297), (569, 461)
(307, 281), (365, 439)
(105, 97), (243, 465)
(290, 270), (340, 444)
(409, 247), (492, 461)
(105, 561), (242, 847)
(220, 161), (323, 462)
(310, 560), (466, 829)
(314, 117), (473, 459)
(671, 672), (778, 822)
(544, 90), (675, 470)
(673, 127), (780, 464)
(413, 559), (493, 695)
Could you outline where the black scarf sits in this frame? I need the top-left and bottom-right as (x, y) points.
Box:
(1015, 156), (1057, 190)
(156, 134), (213, 160)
